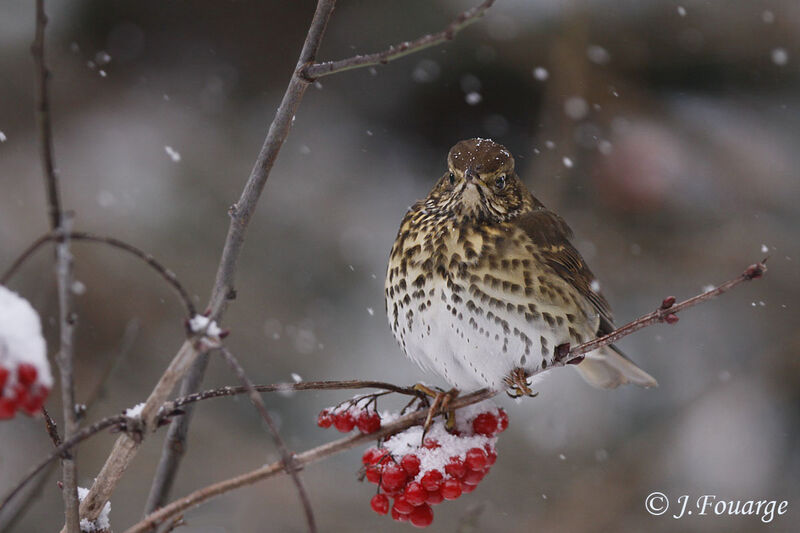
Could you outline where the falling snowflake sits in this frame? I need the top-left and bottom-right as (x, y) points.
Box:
(164, 146), (181, 162)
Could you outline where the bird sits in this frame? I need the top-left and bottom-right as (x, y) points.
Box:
(384, 138), (656, 396)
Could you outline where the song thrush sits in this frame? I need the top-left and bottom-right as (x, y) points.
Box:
(385, 138), (656, 394)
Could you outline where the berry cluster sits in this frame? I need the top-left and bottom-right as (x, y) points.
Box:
(0, 285), (53, 420)
(317, 405), (382, 434)
(0, 362), (50, 419)
(361, 403), (508, 528)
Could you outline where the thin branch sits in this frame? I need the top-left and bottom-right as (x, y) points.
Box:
(31, 0), (61, 230)
(55, 215), (80, 533)
(0, 251), (766, 522)
(1, 379), (415, 511)
(150, 0), (499, 512)
(125, 388), (495, 533)
(303, 0), (495, 79)
(218, 348), (316, 532)
(124, 261), (767, 531)
(1, 232), (196, 317)
(0, 415), (126, 512)
(147, 0), (339, 512)
(562, 260), (768, 361)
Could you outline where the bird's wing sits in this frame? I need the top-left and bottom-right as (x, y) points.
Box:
(513, 207), (614, 327)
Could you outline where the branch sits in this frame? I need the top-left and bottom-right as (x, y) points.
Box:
(303, 0), (495, 79)
(146, 0), (339, 513)
(55, 216), (80, 533)
(0, 379), (419, 511)
(1, 231), (196, 317)
(151, 0), (497, 512)
(125, 388), (495, 533)
(0, 250), (765, 526)
(218, 348), (315, 532)
(123, 260), (767, 531)
(562, 260), (768, 361)
(31, 0), (61, 230)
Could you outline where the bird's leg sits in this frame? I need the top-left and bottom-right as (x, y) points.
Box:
(504, 367), (538, 398)
(412, 384), (460, 438)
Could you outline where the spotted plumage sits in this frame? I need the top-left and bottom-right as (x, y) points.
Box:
(385, 138), (656, 391)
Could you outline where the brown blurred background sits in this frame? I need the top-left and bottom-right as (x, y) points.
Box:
(1, 0), (799, 531)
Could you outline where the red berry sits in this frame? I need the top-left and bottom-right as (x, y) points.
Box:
(0, 397), (16, 420)
(365, 467), (381, 484)
(13, 385), (28, 406)
(463, 469), (485, 485)
(441, 478), (462, 500)
(425, 489), (444, 505)
(401, 454), (421, 477)
(17, 364), (37, 386)
(0, 367), (8, 389)
(391, 505), (409, 522)
(393, 495), (414, 514)
(333, 411), (356, 432)
(465, 447), (487, 471)
(21, 391), (45, 416)
(409, 503), (434, 528)
(445, 458), (466, 479)
(356, 411), (381, 434)
(420, 469), (443, 491)
(498, 408), (509, 432)
(362, 447), (381, 465)
(422, 438), (440, 449)
(317, 409), (333, 428)
(381, 462), (407, 492)
(461, 481), (477, 493)
(370, 493), (389, 515)
(472, 412), (498, 436)
(404, 481), (427, 506)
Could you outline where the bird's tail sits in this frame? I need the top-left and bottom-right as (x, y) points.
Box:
(573, 345), (657, 389)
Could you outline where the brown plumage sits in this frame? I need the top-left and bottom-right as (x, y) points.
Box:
(385, 138), (656, 392)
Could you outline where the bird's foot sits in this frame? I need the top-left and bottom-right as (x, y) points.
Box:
(412, 384), (459, 438)
(504, 367), (538, 398)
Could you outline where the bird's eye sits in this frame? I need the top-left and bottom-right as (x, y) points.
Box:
(495, 175), (506, 191)
(448, 172), (455, 185)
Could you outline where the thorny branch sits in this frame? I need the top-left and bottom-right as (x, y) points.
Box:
(217, 347), (316, 532)
(303, 0), (495, 79)
(1, 231), (196, 316)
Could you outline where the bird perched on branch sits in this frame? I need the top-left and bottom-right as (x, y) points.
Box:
(385, 138), (656, 396)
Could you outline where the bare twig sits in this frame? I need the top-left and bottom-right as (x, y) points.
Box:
(1, 379), (419, 511)
(303, 0), (495, 79)
(218, 348), (316, 532)
(123, 261), (766, 531)
(0, 415), (126, 512)
(151, 0), (498, 513)
(1, 231), (196, 317)
(562, 260), (768, 362)
(0, 251), (765, 524)
(31, 1), (80, 529)
(31, 0), (61, 230)
(55, 215), (80, 533)
(125, 388), (495, 533)
(147, 0), (340, 513)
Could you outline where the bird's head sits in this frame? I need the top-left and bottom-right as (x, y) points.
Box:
(424, 138), (534, 222)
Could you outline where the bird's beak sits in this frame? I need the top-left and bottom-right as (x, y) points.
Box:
(464, 168), (485, 187)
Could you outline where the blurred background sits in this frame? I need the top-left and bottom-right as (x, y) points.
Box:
(1, 0), (798, 531)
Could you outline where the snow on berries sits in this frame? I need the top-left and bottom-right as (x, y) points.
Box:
(316, 398), (382, 435)
(360, 401), (508, 528)
(0, 286), (53, 420)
